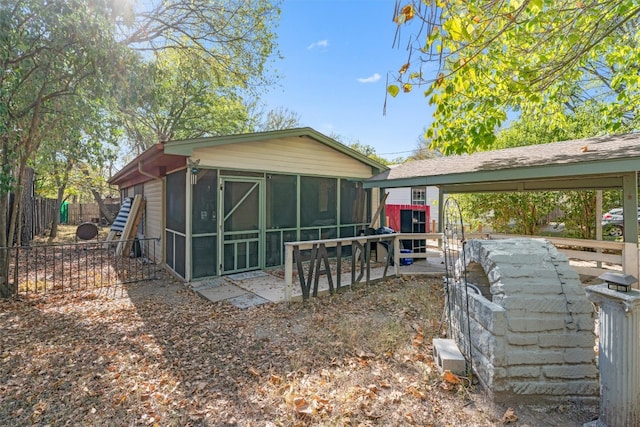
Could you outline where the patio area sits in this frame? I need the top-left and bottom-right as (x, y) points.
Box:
(190, 256), (447, 308)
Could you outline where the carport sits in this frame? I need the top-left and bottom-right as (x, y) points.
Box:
(364, 132), (640, 281)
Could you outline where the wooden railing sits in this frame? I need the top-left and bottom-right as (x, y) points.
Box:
(283, 233), (445, 301)
(283, 232), (630, 301)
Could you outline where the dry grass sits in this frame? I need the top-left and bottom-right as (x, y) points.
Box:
(0, 272), (596, 426)
(31, 224), (112, 245)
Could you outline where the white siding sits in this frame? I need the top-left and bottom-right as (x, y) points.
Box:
(193, 136), (373, 178)
(143, 179), (163, 264)
(385, 187), (411, 204)
(426, 186), (440, 225)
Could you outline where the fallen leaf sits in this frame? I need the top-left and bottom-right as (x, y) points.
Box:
(355, 349), (375, 359)
(293, 396), (313, 414)
(269, 374), (283, 385)
(502, 407), (518, 423)
(442, 370), (460, 384)
(406, 385), (427, 400)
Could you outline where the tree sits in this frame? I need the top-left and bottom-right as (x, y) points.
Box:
(345, 142), (391, 166)
(114, 0), (280, 154)
(117, 48), (253, 155)
(0, 0), (131, 296)
(409, 129), (443, 160)
(455, 105), (620, 237)
(0, 0), (281, 297)
(388, 1), (640, 154)
(255, 106), (302, 131)
(34, 95), (120, 238)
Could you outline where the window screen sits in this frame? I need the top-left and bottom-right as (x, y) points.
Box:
(192, 236), (217, 278)
(192, 169), (218, 234)
(300, 176), (337, 228)
(340, 180), (367, 224)
(267, 174), (297, 229)
(166, 170), (186, 232)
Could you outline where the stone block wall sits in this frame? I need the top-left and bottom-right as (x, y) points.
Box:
(449, 238), (599, 404)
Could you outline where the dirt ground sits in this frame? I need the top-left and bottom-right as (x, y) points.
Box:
(0, 273), (598, 426)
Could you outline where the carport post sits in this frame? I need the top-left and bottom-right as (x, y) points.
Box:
(622, 173), (639, 285)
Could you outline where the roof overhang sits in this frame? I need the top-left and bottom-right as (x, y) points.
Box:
(364, 132), (640, 193)
(108, 143), (187, 189)
(163, 127), (389, 175)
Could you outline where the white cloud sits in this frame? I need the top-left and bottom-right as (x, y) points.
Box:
(357, 73), (381, 83)
(307, 39), (329, 50)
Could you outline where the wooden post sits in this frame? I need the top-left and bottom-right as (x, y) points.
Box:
(285, 244), (293, 302)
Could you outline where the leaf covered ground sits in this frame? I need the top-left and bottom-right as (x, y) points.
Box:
(0, 273), (597, 426)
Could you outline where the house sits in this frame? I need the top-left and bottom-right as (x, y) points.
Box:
(108, 128), (388, 281)
(384, 184), (440, 234)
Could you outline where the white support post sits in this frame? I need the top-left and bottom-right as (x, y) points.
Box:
(393, 236), (400, 277)
(284, 243), (293, 303)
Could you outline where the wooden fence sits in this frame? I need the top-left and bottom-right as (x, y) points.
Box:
(9, 193), (58, 245)
(64, 202), (120, 225)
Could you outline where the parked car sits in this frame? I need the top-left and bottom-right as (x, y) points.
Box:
(601, 207), (640, 237)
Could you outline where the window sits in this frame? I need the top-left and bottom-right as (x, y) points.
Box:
(166, 171), (186, 232)
(340, 180), (367, 224)
(412, 187), (426, 205)
(192, 169), (217, 234)
(266, 174), (297, 229)
(300, 176), (337, 227)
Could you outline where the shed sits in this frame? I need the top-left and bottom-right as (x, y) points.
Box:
(109, 128), (388, 281)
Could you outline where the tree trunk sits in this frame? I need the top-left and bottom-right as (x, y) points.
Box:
(49, 184), (66, 240)
(81, 168), (116, 224)
(0, 138), (13, 298)
(19, 167), (34, 246)
(0, 191), (11, 298)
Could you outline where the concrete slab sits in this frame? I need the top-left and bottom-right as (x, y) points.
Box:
(190, 258), (447, 305)
(196, 283), (248, 303)
(227, 271), (269, 281)
(191, 277), (227, 292)
(236, 274), (287, 302)
(227, 293), (270, 309)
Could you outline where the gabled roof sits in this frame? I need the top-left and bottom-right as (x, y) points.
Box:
(163, 127), (388, 174)
(108, 143), (187, 188)
(365, 132), (640, 193)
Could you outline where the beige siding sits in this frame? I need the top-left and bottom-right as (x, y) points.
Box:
(143, 179), (163, 264)
(193, 136), (373, 178)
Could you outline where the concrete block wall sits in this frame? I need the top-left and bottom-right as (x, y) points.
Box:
(449, 238), (599, 404)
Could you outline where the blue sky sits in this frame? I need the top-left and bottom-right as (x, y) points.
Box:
(261, 0), (439, 160)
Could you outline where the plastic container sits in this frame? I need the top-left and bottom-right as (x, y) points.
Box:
(400, 249), (413, 265)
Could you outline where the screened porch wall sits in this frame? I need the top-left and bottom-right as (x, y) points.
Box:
(165, 170), (186, 278)
(264, 174), (371, 268)
(183, 169), (373, 279)
(191, 169), (218, 278)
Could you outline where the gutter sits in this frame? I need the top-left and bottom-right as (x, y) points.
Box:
(138, 161), (161, 181)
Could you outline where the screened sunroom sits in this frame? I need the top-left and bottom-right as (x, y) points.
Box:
(161, 128), (387, 281)
(164, 168), (375, 280)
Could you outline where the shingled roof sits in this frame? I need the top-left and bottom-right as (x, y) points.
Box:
(364, 132), (640, 193)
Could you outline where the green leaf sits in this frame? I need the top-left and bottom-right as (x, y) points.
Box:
(528, 0), (543, 13)
(387, 84), (400, 98)
(444, 16), (468, 42)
